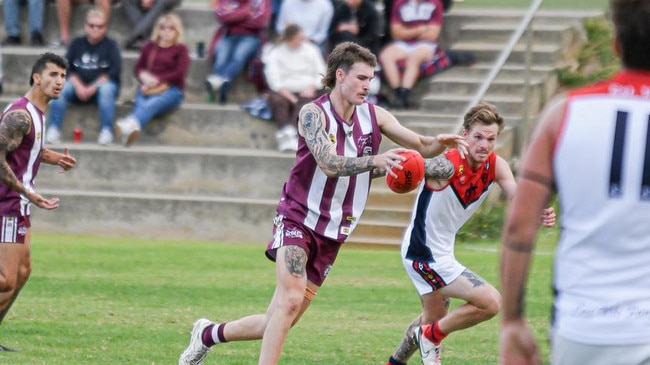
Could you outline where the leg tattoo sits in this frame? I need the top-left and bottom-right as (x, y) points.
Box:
(461, 270), (485, 288)
(392, 314), (423, 362)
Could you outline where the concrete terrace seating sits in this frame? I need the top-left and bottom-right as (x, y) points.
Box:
(0, 4), (603, 245)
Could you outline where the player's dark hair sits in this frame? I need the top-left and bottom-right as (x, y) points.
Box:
(611, 0), (650, 71)
(30, 53), (68, 86)
(322, 42), (377, 90)
(462, 102), (505, 133)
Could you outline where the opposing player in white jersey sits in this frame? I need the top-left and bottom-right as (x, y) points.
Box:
(179, 41), (469, 365)
(386, 102), (555, 365)
(500, 1), (650, 364)
(0, 53), (76, 351)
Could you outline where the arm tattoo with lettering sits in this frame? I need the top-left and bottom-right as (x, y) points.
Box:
(284, 245), (307, 279)
(0, 111), (30, 193)
(461, 270), (485, 288)
(424, 156), (454, 180)
(300, 104), (374, 177)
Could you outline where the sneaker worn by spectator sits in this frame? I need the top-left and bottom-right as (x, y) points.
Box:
(45, 127), (61, 144)
(1, 36), (21, 46)
(275, 125), (298, 152)
(205, 75), (224, 102)
(97, 128), (114, 145)
(30, 31), (44, 46)
(116, 116), (141, 147)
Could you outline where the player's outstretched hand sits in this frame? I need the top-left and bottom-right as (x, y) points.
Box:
(437, 134), (468, 159)
(541, 207), (556, 227)
(374, 148), (407, 178)
(499, 320), (541, 365)
(26, 190), (60, 210)
(58, 147), (76, 173)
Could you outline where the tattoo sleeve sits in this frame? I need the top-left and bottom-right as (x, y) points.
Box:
(0, 111), (31, 194)
(300, 104), (375, 177)
(284, 246), (307, 279)
(424, 156), (454, 179)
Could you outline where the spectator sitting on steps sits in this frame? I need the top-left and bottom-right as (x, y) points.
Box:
(205, 0), (271, 104)
(263, 24), (326, 152)
(116, 13), (190, 147)
(2, 0), (45, 46)
(379, 0), (444, 109)
(46, 7), (122, 145)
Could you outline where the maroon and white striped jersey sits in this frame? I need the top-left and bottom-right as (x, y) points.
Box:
(0, 97), (45, 217)
(276, 94), (382, 242)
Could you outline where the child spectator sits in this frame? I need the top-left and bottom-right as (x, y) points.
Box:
(122, 0), (183, 50)
(263, 24), (325, 152)
(46, 7), (121, 145)
(275, 0), (332, 50)
(205, 0), (271, 104)
(116, 13), (189, 146)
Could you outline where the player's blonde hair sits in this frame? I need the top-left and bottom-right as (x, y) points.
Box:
(462, 102), (505, 133)
(150, 13), (184, 45)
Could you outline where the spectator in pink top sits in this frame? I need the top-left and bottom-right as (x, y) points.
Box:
(379, 0), (443, 109)
(116, 13), (190, 146)
(205, 0), (271, 104)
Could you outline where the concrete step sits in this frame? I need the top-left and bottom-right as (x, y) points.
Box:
(40, 145), (294, 199)
(0, 93), (487, 149)
(450, 41), (566, 66)
(458, 23), (579, 48)
(32, 189), (278, 244)
(428, 75), (546, 96)
(0, 95), (278, 149)
(421, 93), (542, 117)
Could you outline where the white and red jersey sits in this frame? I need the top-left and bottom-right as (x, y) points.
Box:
(402, 149), (497, 261)
(0, 97), (45, 217)
(552, 70), (650, 345)
(276, 94), (382, 242)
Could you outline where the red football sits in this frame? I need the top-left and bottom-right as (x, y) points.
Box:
(386, 150), (425, 194)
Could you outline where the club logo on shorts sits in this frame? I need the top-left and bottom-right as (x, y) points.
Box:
(17, 226), (26, 237)
(284, 228), (303, 239)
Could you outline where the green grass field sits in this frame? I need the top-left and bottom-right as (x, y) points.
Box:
(0, 232), (557, 364)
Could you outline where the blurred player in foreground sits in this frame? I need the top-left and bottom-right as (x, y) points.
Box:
(179, 41), (468, 365)
(0, 53), (76, 351)
(500, 1), (650, 364)
(386, 102), (555, 365)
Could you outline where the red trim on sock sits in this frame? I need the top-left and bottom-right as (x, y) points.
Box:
(433, 321), (447, 344)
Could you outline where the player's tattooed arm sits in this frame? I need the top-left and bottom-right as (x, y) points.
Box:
(300, 104), (374, 177)
(0, 110), (31, 194)
(424, 156), (454, 180)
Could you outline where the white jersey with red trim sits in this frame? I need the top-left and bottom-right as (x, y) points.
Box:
(401, 149), (497, 262)
(552, 70), (650, 345)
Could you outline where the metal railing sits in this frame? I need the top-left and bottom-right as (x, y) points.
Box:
(454, 0), (543, 150)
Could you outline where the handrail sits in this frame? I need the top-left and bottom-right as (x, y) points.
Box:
(453, 0), (543, 133)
